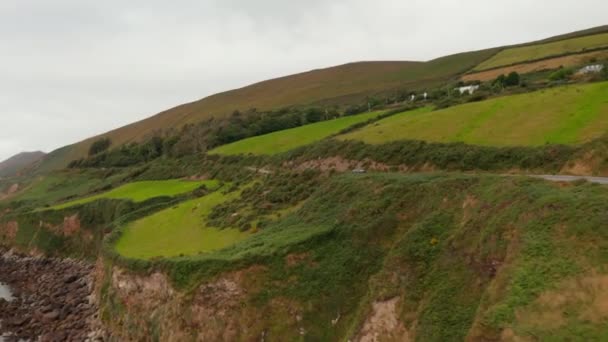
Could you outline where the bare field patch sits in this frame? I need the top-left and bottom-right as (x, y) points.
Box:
(474, 33), (608, 70)
(357, 297), (410, 342)
(511, 272), (608, 337)
(463, 50), (608, 82)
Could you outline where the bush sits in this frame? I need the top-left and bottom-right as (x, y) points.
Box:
(305, 108), (324, 123)
(467, 91), (489, 103)
(549, 68), (574, 81)
(89, 138), (111, 156)
(493, 72), (520, 88)
(505, 72), (520, 87)
(283, 138), (579, 174)
(344, 105), (366, 116)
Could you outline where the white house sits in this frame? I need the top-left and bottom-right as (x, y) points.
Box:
(578, 64), (604, 74)
(456, 85), (479, 95)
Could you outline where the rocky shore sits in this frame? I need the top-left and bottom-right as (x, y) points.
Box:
(0, 250), (105, 341)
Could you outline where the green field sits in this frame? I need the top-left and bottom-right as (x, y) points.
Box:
(209, 111), (385, 155)
(475, 33), (608, 70)
(11, 174), (98, 203)
(51, 179), (218, 210)
(114, 188), (250, 259)
(340, 82), (608, 146)
(5, 170), (130, 208)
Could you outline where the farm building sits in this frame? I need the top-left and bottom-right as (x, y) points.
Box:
(578, 64), (604, 74)
(456, 85), (479, 95)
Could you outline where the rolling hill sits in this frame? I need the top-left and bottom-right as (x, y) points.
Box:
(34, 25), (608, 172)
(39, 51), (497, 171)
(3, 16), (608, 342)
(0, 151), (46, 178)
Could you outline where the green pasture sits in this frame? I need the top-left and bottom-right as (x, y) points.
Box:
(340, 82), (608, 146)
(209, 111), (385, 155)
(114, 188), (250, 259)
(50, 179), (218, 210)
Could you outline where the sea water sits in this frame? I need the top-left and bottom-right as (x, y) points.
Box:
(0, 283), (12, 342)
(0, 283), (12, 301)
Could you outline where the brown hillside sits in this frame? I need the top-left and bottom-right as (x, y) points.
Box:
(37, 25), (608, 171)
(0, 151), (46, 178)
(40, 49), (498, 171)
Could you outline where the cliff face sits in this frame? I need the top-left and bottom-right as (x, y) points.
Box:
(94, 174), (608, 341)
(2, 171), (607, 340)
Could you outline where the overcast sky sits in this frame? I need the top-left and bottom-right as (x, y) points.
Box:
(0, 0), (606, 161)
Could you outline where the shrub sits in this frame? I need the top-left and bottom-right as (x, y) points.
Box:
(505, 72), (520, 87)
(493, 72), (520, 88)
(89, 138), (112, 156)
(549, 67), (574, 81)
(305, 108), (324, 123)
(467, 91), (489, 103)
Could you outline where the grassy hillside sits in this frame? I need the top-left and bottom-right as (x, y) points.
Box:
(3, 24), (608, 342)
(28, 26), (608, 172)
(39, 50), (500, 170)
(0, 151), (46, 177)
(210, 110), (385, 155)
(5, 170), (127, 208)
(532, 25), (608, 43)
(340, 82), (608, 146)
(474, 33), (608, 71)
(114, 186), (249, 259)
(97, 173), (608, 341)
(49, 179), (218, 210)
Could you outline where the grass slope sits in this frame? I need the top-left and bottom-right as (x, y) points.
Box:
(114, 188), (250, 259)
(340, 82), (608, 146)
(33, 26), (608, 171)
(210, 110), (386, 155)
(6, 171), (124, 207)
(40, 49), (500, 169)
(51, 179), (218, 210)
(475, 33), (608, 71)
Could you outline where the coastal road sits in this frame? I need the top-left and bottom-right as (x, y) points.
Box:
(533, 175), (608, 185)
(244, 165), (608, 185)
